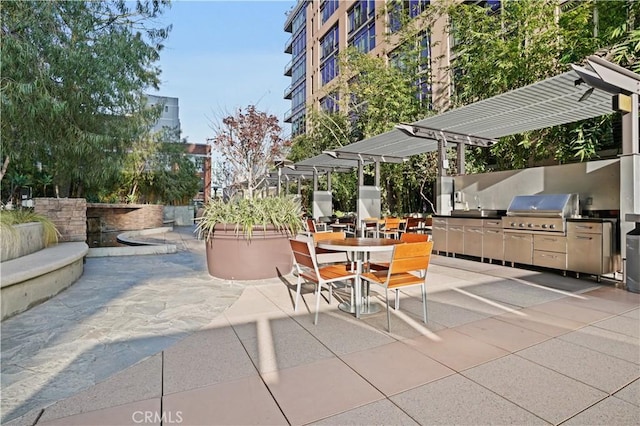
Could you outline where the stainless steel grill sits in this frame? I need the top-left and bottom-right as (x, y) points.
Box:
(503, 194), (579, 234)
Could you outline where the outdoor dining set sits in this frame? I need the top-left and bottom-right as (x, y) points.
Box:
(291, 217), (434, 332)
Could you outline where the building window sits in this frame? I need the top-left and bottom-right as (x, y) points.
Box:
(348, 0), (375, 35)
(164, 106), (169, 112)
(292, 8), (306, 33)
(320, 95), (339, 113)
(388, 1), (430, 33)
(320, 25), (339, 60)
(291, 57), (306, 84)
(349, 21), (375, 53)
(291, 83), (306, 114)
(321, 0), (339, 24)
(292, 28), (306, 59)
(321, 55), (338, 85)
(319, 24), (339, 86)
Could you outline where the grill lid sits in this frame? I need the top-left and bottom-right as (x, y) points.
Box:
(506, 194), (579, 218)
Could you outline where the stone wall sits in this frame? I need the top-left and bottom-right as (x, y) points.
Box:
(86, 203), (164, 232)
(35, 198), (87, 242)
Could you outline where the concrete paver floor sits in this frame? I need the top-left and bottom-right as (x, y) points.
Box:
(1, 227), (639, 425)
(1, 227), (255, 423)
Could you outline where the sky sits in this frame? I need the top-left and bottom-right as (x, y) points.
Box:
(153, 0), (296, 145)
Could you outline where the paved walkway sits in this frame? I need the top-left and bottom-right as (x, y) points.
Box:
(1, 227), (259, 423)
(1, 227), (639, 425)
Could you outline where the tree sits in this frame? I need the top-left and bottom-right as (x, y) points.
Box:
(1, 0), (170, 200)
(210, 105), (290, 199)
(442, 0), (637, 168)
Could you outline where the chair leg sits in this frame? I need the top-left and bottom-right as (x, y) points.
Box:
(294, 275), (302, 312)
(394, 289), (400, 310)
(421, 283), (427, 323)
(385, 287), (391, 332)
(314, 282), (322, 325)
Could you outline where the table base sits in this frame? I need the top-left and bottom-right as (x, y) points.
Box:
(338, 302), (381, 315)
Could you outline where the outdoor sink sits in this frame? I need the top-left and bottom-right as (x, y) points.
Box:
(451, 209), (500, 217)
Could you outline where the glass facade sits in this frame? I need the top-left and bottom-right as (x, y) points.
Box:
(348, 0), (375, 34)
(285, 3), (307, 135)
(389, 1), (430, 33)
(320, 24), (339, 85)
(320, 95), (339, 113)
(320, 0), (339, 24)
(348, 1), (376, 53)
(349, 22), (375, 53)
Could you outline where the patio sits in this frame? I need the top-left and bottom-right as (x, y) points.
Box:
(1, 226), (638, 425)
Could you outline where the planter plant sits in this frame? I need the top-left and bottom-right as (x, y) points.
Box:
(1, 209), (60, 261)
(196, 196), (304, 280)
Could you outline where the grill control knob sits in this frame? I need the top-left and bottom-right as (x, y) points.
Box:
(541, 224), (548, 229)
(510, 222), (516, 227)
(527, 223), (533, 228)
(519, 223), (525, 228)
(549, 224), (556, 229)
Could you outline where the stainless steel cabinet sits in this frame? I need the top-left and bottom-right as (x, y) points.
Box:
(504, 232), (533, 265)
(464, 223), (483, 258)
(567, 221), (616, 279)
(483, 219), (504, 262)
(448, 219), (465, 255)
(432, 218), (448, 253)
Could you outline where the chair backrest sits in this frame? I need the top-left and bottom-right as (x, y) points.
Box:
(400, 233), (429, 243)
(389, 241), (434, 275)
(383, 217), (401, 230)
(405, 217), (420, 229)
(306, 218), (318, 233)
(290, 238), (318, 271)
(312, 231), (345, 243)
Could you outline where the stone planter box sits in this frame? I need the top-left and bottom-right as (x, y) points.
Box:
(1, 222), (45, 262)
(205, 225), (294, 280)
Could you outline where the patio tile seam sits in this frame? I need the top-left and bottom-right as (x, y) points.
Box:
(555, 393), (612, 426)
(456, 365), (581, 426)
(238, 292), (437, 425)
(225, 309), (293, 426)
(508, 350), (640, 396)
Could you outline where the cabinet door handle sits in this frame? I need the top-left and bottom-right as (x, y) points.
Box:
(576, 236), (592, 240)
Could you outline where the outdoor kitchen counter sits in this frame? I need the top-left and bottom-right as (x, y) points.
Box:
(566, 217), (618, 223)
(433, 214), (504, 219)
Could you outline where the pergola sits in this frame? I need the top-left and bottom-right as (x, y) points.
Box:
(287, 56), (638, 234)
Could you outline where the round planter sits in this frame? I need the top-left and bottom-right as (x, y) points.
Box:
(205, 225), (294, 280)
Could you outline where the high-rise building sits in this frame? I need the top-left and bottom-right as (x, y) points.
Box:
(283, 0), (460, 138)
(145, 94), (181, 135)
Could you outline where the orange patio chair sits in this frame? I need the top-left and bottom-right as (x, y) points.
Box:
(360, 241), (434, 331)
(289, 238), (357, 324)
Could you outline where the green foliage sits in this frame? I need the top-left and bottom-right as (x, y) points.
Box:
(0, 209), (60, 246)
(331, 48), (424, 138)
(443, 0), (635, 169)
(1, 0), (170, 198)
(195, 196), (304, 241)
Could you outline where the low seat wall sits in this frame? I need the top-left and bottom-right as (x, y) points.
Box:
(1, 242), (88, 320)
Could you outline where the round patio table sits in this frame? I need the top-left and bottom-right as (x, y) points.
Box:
(317, 237), (402, 318)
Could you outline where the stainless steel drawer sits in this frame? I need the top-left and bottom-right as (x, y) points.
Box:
(483, 219), (503, 229)
(534, 234), (567, 253)
(568, 222), (602, 234)
(533, 250), (567, 270)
